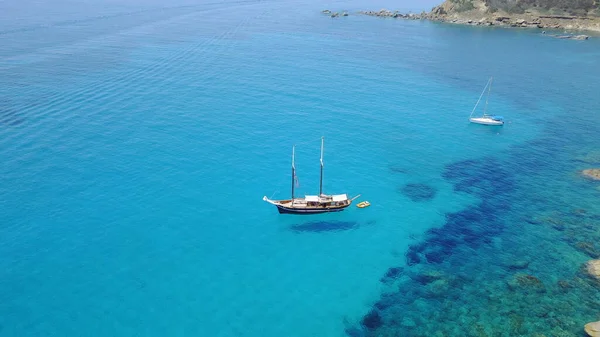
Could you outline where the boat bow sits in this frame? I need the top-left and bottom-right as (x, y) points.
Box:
(262, 196), (279, 205)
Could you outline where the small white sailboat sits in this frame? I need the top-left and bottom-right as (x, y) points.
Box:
(469, 77), (504, 126)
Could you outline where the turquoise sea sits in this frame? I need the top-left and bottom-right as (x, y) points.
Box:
(1, 0), (600, 336)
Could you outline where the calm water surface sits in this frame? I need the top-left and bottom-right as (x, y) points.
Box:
(1, 0), (599, 336)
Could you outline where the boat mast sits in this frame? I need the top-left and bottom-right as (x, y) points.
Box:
(319, 136), (324, 196)
(470, 77), (491, 118)
(483, 77), (492, 117)
(291, 145), (296, 202)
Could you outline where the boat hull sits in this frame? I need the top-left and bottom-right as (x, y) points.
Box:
(469, 117), (504, 126)
(275, 204), (350, 215)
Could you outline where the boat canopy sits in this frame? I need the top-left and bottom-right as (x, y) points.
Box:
(332, 194), (348, 202)
(491, 115), (504, 121)
(305, 194), (348, 202)
(305, 195), (319, 202)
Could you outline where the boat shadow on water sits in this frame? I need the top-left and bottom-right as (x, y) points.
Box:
(290, 220), (375, 233)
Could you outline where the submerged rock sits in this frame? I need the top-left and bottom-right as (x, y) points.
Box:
(509, 313), (526, 335)
(471, 322), (492, 337)
(550, 327), (577, 337)
(507, 259), (531, 270)
(405, 246), (421, 266)
(576, 242), (600, 258)
(401, 317), (416, 328)
(361, 309), (383, 330)
(373, 292), (401, 311)
(575, 151), (600, 164)
(571, 208), (588, 217)
(582, 169), (600, 180)
(410, 269), (444, 285)
(527, 213), (569, 231)
(557, 279), (572, 290)
(425, 249), (448, 264)
(507, 273), (546, 293)
(551, 34), (590, 40)
(424, 279), (450, 298)
(400, 183), (437, 202)
(586, 260), (600, 281)
(380, 266), (403, 283)
(586, 321), (600, 337)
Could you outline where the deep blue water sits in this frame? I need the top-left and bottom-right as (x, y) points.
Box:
(1, 0), (600, 336)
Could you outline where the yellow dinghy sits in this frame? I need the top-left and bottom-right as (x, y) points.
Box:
(356, 201), (370, 208)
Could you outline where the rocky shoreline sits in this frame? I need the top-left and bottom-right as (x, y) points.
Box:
(429, 1), (598, 33)
(322, 8), (597, 39)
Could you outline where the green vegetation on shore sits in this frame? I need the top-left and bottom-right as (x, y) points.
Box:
(451, 0), (476, 12)
(449, 0), (600, 15)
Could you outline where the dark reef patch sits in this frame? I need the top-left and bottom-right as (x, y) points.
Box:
(402, 203), (504, 266)
(443, 157), (515, 197)
(356, 155), (520, 335)
(405, 245), (421, 266)
(351, 122), (600, 336)
(379, 267), (403, 283)
(361, 310), (383, 330)
(400, 183), (437, 202)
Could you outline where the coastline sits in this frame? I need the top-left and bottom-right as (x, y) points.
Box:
(323, 6), (600, 336)
(323, 8), (600, 38)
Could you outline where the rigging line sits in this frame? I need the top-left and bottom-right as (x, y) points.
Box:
(483, 77), (493, 116)
(470, 77), (492, 118)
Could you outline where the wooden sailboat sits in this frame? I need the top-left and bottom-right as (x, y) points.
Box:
(469, 76), (504, 126)
(263, 137), (360, 214)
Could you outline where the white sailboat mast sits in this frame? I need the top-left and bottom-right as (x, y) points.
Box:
(483, 77), (493, 117)
(470, 77), (492, 118)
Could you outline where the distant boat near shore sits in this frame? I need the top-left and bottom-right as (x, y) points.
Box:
(469, 77), (504, 126)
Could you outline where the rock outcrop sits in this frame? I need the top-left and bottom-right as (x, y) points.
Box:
(586, 260), (600, 281)
(344, 1), (598, 35)
(359, 9), (425, 20)
(582, 169), (600, 180)
(322, 9), (348, 18)
(427, 0), (600, 33)
(586, 321), (600, 337)
(506, 273), (546, 293)
(555, 34), (590, 40)
(324, 3), (599, 35)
